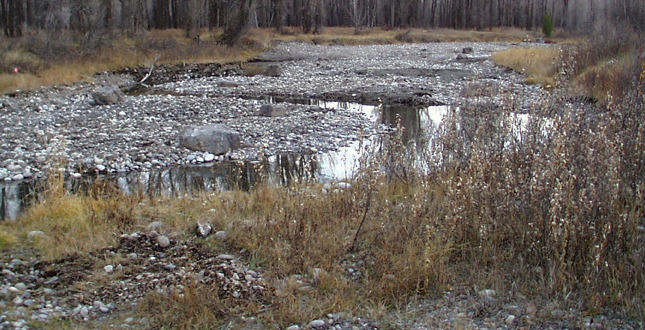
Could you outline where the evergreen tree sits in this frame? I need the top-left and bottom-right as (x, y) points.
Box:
(542, 12), (554, 38)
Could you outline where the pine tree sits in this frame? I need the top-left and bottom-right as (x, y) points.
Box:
(542, 12), (554, 38)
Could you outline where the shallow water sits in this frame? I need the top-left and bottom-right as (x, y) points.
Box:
(0, 99), (449, 221)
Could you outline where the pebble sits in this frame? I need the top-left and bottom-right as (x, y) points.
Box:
(104, 265), (114, 273)
(14, 283), (27, 292)
(12, 297), (23, 306)
(286, 325), (300, 330)
(156, 235), (170, 248)
(214, 230), (227, 240)
(79, 306), (89, 318)
(146, 221), (163, 233)
(27, 231), (45, 238)
(6, 164), (21, 172)
(204, 152), (215, 162)
(505, 314), (515, 325)
(309, 319), (326, 328)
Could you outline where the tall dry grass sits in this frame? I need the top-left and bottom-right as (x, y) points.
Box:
(491, 46), (560, 87)
(271, 27), (567, 45)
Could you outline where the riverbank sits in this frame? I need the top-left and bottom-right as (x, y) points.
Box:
(2, 32), (644, 329)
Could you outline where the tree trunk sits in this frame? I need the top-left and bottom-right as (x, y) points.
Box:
(220, 0), (254, 46)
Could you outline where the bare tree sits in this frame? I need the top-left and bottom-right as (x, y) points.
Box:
(347, 0), (365, 33)
(220, 0), (254, 46)
(1, 0), (25, 37)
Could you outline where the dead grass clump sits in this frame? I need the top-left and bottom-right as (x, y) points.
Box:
(491, 46), (560, 87)
(13, 178), (147, 259)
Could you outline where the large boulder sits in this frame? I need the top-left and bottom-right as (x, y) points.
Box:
(91, 86), (126, 105)
(180, 124), (241, 155)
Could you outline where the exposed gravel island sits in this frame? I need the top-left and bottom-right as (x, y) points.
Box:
(0, 42), (543, 181)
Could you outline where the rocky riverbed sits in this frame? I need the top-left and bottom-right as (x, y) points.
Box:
(0, 41), (544, 182)
(8, 41), (632, 329)
(1, 222), (641, 330)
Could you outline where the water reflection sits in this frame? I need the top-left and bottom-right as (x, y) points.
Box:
(1, 99), (448, 221)
(1, 181), (39, 221)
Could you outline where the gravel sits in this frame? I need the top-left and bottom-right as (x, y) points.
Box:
(4, 42), (635, 329)
(0, 41), (542, 183)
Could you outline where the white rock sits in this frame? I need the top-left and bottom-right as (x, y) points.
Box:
(104, 265), (114, 273)
(80, 306), (89, 318)
(11, 174), (24, 181)
(96, 164), (106, 172)
(505, 315), (515, 325)
(13, 296), (23, 306)
(204, 152), (215, 162)
(309, 319), (326, 328)
(214, 231), (227, 241)
(286, 326), (300, 330)
(146, 221), (163, 233)
(27, 231), (45, 238)
(157, 235), (170, 248)
(478, 289), (496, 298)
(71, 172), (82, 179)
(6, 164), (21, 172)
(14, 283), (27, 291)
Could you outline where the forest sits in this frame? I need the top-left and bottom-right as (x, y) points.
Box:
(1, 0), (644, 39)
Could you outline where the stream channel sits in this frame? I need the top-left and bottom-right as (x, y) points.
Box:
(0, 98), (449, 221)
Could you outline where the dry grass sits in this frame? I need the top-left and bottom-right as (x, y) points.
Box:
(2, 26), (643, 327)
(491, 46), (560, 87)
(268, 27), (573, 46)
(4, 88), (645, 324)
(0, 29), (261, 94)
(0, 27), (577, 94)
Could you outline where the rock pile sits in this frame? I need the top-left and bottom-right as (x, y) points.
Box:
(0, 231), (272, 328)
